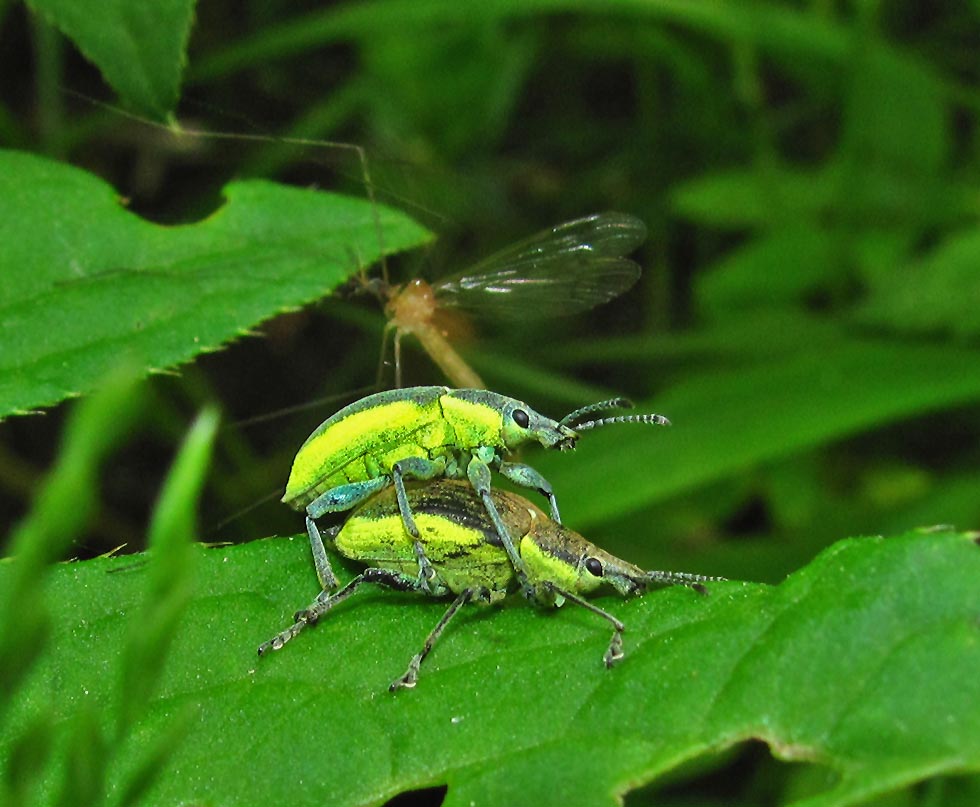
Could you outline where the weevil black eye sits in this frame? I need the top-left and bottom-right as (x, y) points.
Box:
(585, 557), (604, 577)
(513, 409), (530, 428)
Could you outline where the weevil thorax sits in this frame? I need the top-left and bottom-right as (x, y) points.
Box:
(515, 502), (649, 598)
(442, 389), (578, 453)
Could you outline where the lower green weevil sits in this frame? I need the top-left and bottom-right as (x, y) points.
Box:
(260, 479), (723, 691)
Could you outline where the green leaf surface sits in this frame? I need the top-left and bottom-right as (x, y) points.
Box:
(856, 229), (980, 339)
(0, 150), (430, 419)
(27, 0), (195, 120)
(533, 331), (980, 531)
(1, 530), (977, 806)
(191, 0), (856, 84)
(698, 226), (841, 315)
(0, 367), (142, 715)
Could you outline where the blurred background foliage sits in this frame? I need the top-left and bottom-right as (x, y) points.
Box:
(2, 0), (980, 804)
(3, 0), (980, 583)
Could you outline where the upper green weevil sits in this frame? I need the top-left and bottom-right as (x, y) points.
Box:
(281, 386), (669, 596)
(262, 479), (722, 690)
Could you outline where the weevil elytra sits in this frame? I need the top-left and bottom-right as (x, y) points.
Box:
(260, 480), (723, 690)
(281, 385), (670, 595)
(371, 212), (646, 388)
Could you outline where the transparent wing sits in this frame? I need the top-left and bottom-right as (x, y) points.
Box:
(432, 212), (646, 318)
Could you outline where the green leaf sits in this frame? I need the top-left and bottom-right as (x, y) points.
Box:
(0, 149), (431, 419)
(118, 407), (217, 734)
(698, 226), (841, 315)
(0, 530), (977, 806)
(856, 229), (980, 339)
(672, 165), (835, 229)
(190, 0), (856, 84)
(0, 366), (143, 707)
(533, 332), (980, 531)
(27, 0), (195, 120)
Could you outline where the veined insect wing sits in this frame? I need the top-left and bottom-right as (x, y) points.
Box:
(430, 212), (647, 319)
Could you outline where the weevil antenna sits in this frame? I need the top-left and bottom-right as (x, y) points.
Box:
(559, 397), (633, 428)
(573, 413), (671, 431)
(645, 570), (726, 594)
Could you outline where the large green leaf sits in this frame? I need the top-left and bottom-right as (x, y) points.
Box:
(1, 529), (977, 806)
(27, 0), (195, 120)
(532, 329), (980, 531)
(857, 229), (980, 339)
(0, 150), (431, 418)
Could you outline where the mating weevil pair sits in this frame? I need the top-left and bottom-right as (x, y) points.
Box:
(260, 385), (723, 689)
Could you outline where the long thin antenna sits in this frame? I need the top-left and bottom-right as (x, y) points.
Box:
(559, 397), (632, 428)
(645, 570), (725, 595)
(573, 413), (670, 431)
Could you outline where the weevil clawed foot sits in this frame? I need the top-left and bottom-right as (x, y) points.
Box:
(415, 557), (438, 594)
(257, 616), (308, 656)
(390, 654), (423, 692)
(258, 602), (327, 656)
(603, 632), (625, 668)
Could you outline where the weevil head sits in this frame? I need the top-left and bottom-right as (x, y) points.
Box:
(445, 390), (578, 452)
(517, 508), (649, 597)
(499, 401), (578, 451)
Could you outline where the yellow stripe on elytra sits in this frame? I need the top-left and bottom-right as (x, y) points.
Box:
(336, 512), (514, 592)
(440, 394), (504, 446)
(284, 399), (430, 499)
(521, 534), (579, 590)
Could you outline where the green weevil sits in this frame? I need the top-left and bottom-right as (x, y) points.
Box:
(281, 385), (669, 596)
(260, 479), (722, 690)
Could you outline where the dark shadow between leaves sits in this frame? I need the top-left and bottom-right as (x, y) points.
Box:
(383, 784), (448, 807)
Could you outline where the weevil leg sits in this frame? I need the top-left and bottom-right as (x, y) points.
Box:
(376, 321), (396, 389)
(307, 520), (342, 590)
(257, 567), (423, 656)
(306, 477), (390, 520)
(391, 456), (448, 591)
(390, 587), (483, 692)
(466, 457), (532, 593)
(497, 461), (562, 524)
(305, 478), (391, 590)
(393, 327), (403, 388)
(542, 582), (627, 668)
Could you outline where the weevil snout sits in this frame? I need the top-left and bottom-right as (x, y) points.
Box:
(553, 427), (579, 451)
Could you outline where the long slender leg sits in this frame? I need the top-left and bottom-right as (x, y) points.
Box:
(542, 582), (627, 668)
(304, 478), (390, 589)
(391, 456), (448, 590)
(389, 588), (481, 692)
(257, 567), (420, 656)
(393, 328), (403, 388)
(308, 521), (341, 590)
(376, 322), (395, 389)
(497, 460), (561, 523)
(466, 456), (531, 592)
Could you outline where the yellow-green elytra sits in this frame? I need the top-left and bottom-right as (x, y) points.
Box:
(280, 385), (670, 596)
(260, 480), (723, 691)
